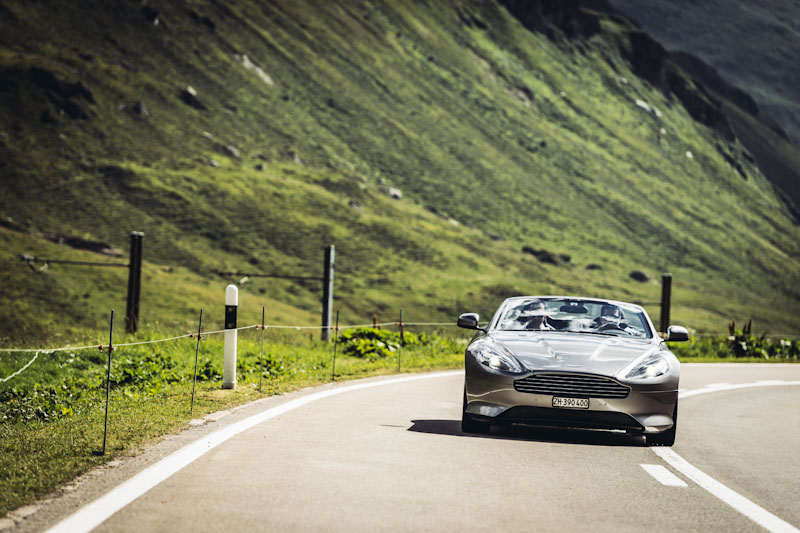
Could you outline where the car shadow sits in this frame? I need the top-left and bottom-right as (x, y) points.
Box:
(407, 419), (647, 447)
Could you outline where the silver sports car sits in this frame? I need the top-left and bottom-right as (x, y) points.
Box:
(458, 296), (689, 446)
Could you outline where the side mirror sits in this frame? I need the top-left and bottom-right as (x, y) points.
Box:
(457, 312), (480, 330)
(666, 325), (690, 342)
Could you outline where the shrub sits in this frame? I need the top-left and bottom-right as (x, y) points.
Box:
(671, 320), (799, 360)
(337, 327), (425, 360)
(726, 319), (799, 359)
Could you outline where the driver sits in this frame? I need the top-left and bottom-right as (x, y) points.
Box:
(591, 304), (639, 335)
(515, 299), (554, 331)
(592, 304), (624, 328)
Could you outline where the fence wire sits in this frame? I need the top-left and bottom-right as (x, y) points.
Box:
(2, 316), (797, 383)
(0, 320), (461, 382)
(0, 351), (46, 383)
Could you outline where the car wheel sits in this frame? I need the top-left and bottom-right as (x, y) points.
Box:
(646, 400), (677, 447)
(461, 389), (491, 434)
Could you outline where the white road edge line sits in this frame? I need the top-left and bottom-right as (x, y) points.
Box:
(45, 370), (463, 533)
(680, 380), (800, 399)
(652, 448), (799, 533)
(639, 464), (687, 487)
(648, 379), (800, 533)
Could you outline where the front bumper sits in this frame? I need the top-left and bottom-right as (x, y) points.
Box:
(465, 360), (677, 434)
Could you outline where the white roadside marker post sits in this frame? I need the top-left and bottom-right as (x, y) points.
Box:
(223, 284), (238, 389)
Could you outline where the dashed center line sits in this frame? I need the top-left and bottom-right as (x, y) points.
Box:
(640, 464), (687, 487)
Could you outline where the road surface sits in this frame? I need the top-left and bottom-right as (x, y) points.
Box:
(12, 364), (800, 532)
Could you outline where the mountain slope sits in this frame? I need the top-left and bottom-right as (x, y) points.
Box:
(1, 0), (799, 340)
(608, 0), (800, 145)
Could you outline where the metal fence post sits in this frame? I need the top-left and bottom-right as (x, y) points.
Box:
(331, 310), (340, 381)
(125, 231), (144, 333)
(660, 273), (672, 334)
(259, 306), (265, 392)
(191, 308), (203, 414)
(101, 310), (114, 455)
(398, 309), (403, 372)
(223, 285), (238, 389)
(321, 245), (335, 341)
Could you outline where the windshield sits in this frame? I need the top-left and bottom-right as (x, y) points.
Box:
(494, 297), (653, 339)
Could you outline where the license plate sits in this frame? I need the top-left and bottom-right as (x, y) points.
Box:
(552, 397), (589, 409)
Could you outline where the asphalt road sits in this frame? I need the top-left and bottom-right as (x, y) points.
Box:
(14, 364), (800, 532)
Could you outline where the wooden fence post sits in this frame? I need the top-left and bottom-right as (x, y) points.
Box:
(125, 231), (144, 333)
(660, 273), (672, 334)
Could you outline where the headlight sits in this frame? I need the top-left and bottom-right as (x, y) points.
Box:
(626, 354), (669, 379)
(472, 344), (524, 374)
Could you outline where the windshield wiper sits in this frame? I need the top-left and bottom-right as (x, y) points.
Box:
(569, 330), (621, 337)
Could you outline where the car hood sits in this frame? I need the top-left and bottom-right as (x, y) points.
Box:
(491, 331), (660, 377)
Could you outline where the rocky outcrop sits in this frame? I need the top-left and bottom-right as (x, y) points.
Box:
(216, 144), (240, 159)
(180, 86), (205, 110)
(189, 10), (216, 31)
(141, 6), (159, 25)
(522, 246), (571, 265)
(501, 1), (737, 141)
(623, 28), (736, 141)
(626, 31), (670, 94)
(669, 52), (759, 118)
(128, 101), (149, 119)
(670, 73), (735, 141)
(500, 0), (614, 40)
(49, 234), (123, 257)
(0, 67), (96, 121)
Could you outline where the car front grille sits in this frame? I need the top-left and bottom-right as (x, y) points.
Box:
(514, 372), (630, 399)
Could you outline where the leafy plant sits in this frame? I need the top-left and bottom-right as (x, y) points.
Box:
(726, 320), (799, 359)
(339, 328), (403, 360)
(1, 386), (75, 422)
(671, 320), (799, 360)
(196, 359), (222, 382)
(237, 354), (286, 380)
(110, 353), (184, 388)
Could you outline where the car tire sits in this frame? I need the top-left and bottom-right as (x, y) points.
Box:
(646, 400), (677, 447)
(462, 389), (491, 434)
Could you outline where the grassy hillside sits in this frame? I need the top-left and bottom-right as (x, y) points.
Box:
(1, 0), (799, 343)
